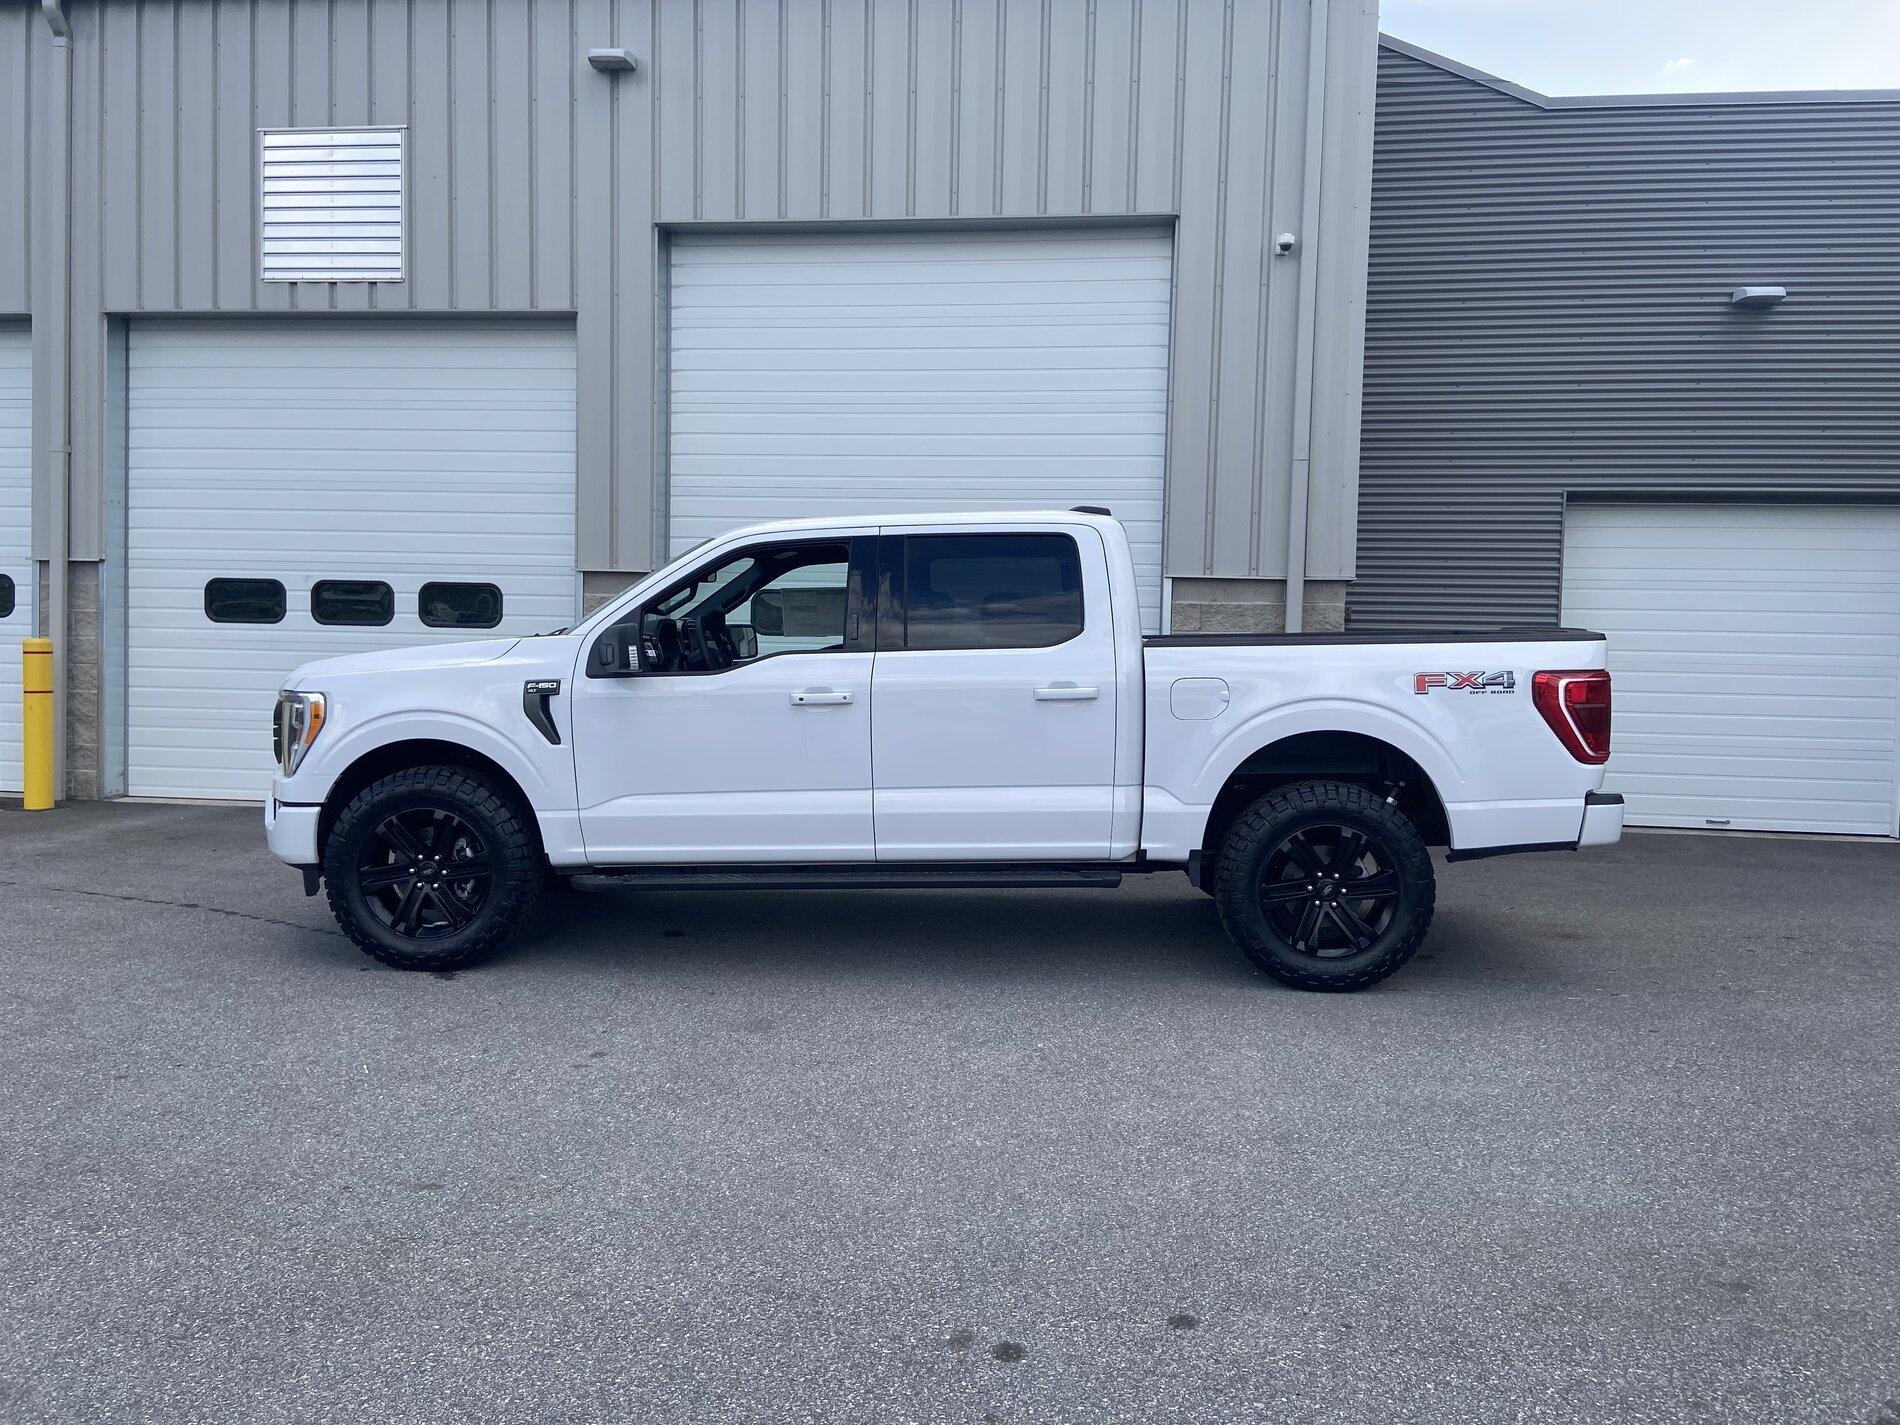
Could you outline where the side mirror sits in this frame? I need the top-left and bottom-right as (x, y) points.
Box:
(728, 623), (759, 661)
(751, 589), (785, 637)
(589, 624), (641, 677)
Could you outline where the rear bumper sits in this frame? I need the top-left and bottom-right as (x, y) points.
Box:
(1445, 791), (1623, 863)
(265, 796), (321, 867)
(1577, 790), (1625, 848)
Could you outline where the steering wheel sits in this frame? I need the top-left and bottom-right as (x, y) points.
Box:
(643, 617), (682, 672)
(680, 615), (715, 672)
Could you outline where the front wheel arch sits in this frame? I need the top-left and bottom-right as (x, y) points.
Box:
(317, 739), (542, 868)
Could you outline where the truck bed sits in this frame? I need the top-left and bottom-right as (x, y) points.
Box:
(1137, 626), (1613, 862)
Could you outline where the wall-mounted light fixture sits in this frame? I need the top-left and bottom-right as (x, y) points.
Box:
(587, 48), (639, 73)
(1730, 286), (1788, 309)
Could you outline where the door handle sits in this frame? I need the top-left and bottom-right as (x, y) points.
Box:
(791, 689), (853, 706)
(1033, 684), (1100, 702)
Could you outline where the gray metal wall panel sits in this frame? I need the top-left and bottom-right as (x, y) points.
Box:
(12, 0), (1375, 582)
(1352, 44), (1900, 629)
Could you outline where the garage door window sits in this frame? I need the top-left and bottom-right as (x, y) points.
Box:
(203, 578), (286, 624)
(897, 534), (1084, 651)
(420, 582), (503, 629)
(312, 580), (394, 627)
(0, 574), (12, 619)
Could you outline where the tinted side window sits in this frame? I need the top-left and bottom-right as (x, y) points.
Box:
(900, 534), (1084, 651)
(419, 582), (503, 629)
(312, 580), (394, 627)
(204, 578), (287, 624)
(0, 574), (13, 620)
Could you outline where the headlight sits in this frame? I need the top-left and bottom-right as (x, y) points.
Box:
(274, 690), (328, 776)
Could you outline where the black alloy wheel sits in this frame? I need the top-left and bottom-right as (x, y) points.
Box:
(322, 765), (543, 970)
(1214, 780), (1436, 992)
(1257, 822), (1400, 958)
(358, 806), (493, 939)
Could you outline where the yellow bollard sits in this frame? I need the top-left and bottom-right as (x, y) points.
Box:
(21, 637), (54, 810)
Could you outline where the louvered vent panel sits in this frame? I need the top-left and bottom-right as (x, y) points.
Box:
(259, 128), (405, 283)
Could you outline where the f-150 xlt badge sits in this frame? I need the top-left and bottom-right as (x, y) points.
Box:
(1415, 671), (1516, 694)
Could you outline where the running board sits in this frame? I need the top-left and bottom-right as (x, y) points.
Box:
(570, 862), (1126, 892)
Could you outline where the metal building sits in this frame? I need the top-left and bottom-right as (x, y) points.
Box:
(1, 0), (1378, 802)
(1353, 37), (1900, 838)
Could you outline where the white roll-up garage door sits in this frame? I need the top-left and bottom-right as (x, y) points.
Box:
(668, 228), (1173, 632)
(1562, 503), (1900, 836)
(127, 320), (578, 800)
(0, 324), (30, 793)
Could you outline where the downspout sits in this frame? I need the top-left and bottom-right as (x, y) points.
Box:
(40, 0), (73, 795)
(1281, 0), (1330, 633)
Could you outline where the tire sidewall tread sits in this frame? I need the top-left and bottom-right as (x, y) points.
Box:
(322, 765), (542, 971)
(1213, 780), (1436, 993)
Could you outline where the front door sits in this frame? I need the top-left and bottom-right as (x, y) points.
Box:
(870, 528), (1120, 860)
(572, 535), (876, 862)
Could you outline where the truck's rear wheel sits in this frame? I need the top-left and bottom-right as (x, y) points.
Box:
(1214, 780), (1435, 992)
(322, 765), (542, 971)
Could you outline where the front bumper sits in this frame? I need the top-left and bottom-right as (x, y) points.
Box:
(265, 795), (322, 868)
(1578, 790), (1625, 848)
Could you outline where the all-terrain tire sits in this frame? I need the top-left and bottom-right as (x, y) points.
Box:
(323, 764), (543, 971)
(1213, 780), (1435, 992)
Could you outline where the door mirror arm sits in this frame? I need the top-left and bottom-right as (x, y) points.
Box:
(588, 624), (643, 678)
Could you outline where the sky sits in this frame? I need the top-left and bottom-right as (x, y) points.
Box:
(1377, 0), (1900, 95)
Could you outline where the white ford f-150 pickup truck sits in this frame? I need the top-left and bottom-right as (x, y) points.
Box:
(266, 510), (1621, 991)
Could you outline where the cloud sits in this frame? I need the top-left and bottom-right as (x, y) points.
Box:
(1658, 57), (1696, 76)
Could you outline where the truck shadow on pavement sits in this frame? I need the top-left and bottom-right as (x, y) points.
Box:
(493, 879), (1271, 989)
(460, 879), (1537, 994)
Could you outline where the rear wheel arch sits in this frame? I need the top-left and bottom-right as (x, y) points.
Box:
(1198, 730), (1451, 870)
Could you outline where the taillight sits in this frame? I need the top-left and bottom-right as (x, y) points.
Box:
(1533, 669), (1611, 765)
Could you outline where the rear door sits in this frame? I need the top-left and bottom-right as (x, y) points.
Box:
(870, 526), (1119, 860)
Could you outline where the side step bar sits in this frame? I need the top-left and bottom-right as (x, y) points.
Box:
(571, 862), (1126, 892)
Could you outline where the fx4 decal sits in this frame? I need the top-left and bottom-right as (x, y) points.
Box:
(1415, 671), (1517, 695)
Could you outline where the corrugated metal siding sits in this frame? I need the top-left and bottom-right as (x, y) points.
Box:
(8, 0), (1377, 583)
(1351, 44), (1900, 629)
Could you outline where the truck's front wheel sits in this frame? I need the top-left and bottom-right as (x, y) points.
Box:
(322, 765), (543, 971)
(1214, 780), (1435, 992)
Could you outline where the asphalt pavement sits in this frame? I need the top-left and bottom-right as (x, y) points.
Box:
(1, 799), (1896, 1424)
